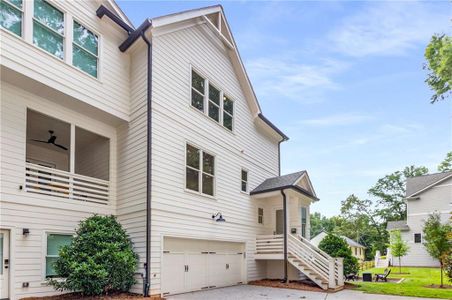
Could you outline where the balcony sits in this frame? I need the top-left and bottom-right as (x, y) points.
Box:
(25, 109), (111, 205)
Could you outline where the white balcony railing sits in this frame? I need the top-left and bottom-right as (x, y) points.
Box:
(25, 162), (110, 205)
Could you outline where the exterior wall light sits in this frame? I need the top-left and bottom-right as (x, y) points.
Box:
(23, 228), (30, 236)
(212, 212), (225, 222)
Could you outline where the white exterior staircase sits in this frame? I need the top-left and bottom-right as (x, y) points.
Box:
(256, 234), (344, 290)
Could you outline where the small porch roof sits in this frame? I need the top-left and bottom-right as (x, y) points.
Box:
(250, 171), (319, 201)
(386, 220), (410, 231)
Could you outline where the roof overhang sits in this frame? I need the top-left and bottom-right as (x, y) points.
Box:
(406, 172), (452, 198)
(250, 185), (319, 202)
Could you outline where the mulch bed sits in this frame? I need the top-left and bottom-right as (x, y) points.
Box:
(425, 284), (452, 289)
(21, 293), (158, 300)
(248, 279), (324, 292)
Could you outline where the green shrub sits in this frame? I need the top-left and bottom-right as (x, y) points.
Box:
(49, 215), (138, 296)
(318, 233), (359, 275)
(444, 252), (452, 283)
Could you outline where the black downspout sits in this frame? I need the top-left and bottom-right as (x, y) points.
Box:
(281, 189), (288, 283)
(278, 141), (282, 176)
(141, 31), (152, 298)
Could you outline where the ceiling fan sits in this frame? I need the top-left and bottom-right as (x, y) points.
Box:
(31, 130), (68, 150)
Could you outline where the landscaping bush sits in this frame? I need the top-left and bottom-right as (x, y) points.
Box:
(318, 233), (359, 275)
(49, 215), (138, 296)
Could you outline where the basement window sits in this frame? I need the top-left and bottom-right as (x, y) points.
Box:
(0, 0), (23, 36)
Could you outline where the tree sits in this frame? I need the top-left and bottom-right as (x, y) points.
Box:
(424, 34), (452, 103)
(310, 212), (335, 237)
(438, 151), (452, 172)
(368, 166), (428, 222)
(389, 230), (409, 274)
(318, 233), (359, 276)
(49, 215), (138, 295)
(422, 213), (452, 287)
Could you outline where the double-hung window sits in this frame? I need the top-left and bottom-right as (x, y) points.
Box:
(186, 144), (215, 196)
(0, 0), (23, 36)
(73, 20), (98, 77)
(241, 169), (248, 193)
(33, 0), (64, 59)
(414, 233), (421, 243)
(45, 234), (72, 277)
(191, 69), (234, 131)
(301, 207), (307, 238)
(258, 208), (264, 224)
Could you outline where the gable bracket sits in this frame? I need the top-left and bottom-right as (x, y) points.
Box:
(202, 15), (235, 50)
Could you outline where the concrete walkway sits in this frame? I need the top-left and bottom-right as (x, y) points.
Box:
(165, 285), (437, 300)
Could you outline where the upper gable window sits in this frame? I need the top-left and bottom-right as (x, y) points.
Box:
(186, 143), (215, 197)
(0, 0), (23, 36)
(33, 0), (64, 59)
(73, 21), (98, 77)
(191, 69), (234, 131)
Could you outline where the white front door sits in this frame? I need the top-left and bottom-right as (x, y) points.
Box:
(0, 230), (10, 300)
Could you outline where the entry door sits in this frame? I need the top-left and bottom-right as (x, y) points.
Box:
(0, 230), (9, 300)
(275, 209), (284, 234)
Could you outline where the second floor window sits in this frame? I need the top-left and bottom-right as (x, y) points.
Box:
(73, 21), (98, 77)
(241, 169), (248, 192)
(33, 0), (64, 59)
(0, 0), (23, 36)
(186, 144), (215, 196)
(191, 69), (234, 131)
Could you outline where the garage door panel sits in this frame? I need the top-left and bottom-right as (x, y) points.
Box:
(162, 253), (185, 295)
(186, 253), (209, 291)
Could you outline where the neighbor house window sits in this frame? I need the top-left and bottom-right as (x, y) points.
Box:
(73, 21), (98, 77)
(414, 233), (421, 243)
(258, 208), (263, 224)
(0, 0), (23, 36)
(33, 0), (64, 59)
(191, 69), (234, 131)
(186, 144), (215, 196)
(301, 207), (307, 238)
(241, 169), (248, 192)
(46, 234), (72, 277)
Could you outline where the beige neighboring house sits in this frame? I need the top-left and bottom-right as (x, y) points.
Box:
(311, 232), (366, 261)
(0, 1), (344, 299)
(387, 171), (452, 267)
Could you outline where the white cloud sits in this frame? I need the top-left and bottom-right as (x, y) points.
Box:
(329, 1), (450, 57)
(246, 57), (348, 103)
(301, 112), (374, 126)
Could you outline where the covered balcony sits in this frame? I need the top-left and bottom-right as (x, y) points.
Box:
(25, 109), (111, 204)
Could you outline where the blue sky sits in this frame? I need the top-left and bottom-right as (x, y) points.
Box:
(118, 1), (452, 216)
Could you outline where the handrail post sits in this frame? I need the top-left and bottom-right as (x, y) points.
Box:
(336, 257), (344, 286)
(328, 257), (336, 289)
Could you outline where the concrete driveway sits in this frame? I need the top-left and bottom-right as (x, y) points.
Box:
(165, 285), (437, 300)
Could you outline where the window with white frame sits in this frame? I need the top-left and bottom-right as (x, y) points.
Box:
(258, 207), (263, 224)
(45, 233), (72, 277)
(0, 0), (23, 36)
(301, 207), (307, 238)
(191, 69), (234, 131)
(241, 169), (248, 192)
(33, 0), (65, 59)
(186, 143), (215, 196)
(414, 233), (421, 243)
(73, 20), (98, 77)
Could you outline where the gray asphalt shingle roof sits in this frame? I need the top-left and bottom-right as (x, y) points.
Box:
(406, 171), (452, 197)
(387, 220), (410, 231)
(341, 236), (365, 248)
(250, 171), (318, 200)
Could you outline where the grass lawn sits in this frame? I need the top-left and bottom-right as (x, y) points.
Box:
(349, 267), (452, 299)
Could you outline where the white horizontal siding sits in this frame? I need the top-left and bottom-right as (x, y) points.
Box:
(0, 0), (130, 120)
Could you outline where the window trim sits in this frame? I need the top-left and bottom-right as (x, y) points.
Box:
(184, 142), (216, 198)
(240, 168), (249, 194)
(42, 231), (73, 279)
(32, 0), (66, 60)
(189, 66), (235, 132)
(1, 0), (24, 37)
(72, 18), (100, 78)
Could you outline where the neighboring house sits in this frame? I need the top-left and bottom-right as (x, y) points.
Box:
(311, 232), (366, 261)
(387, 171), (452, 267)
(0, 1), (344, 299)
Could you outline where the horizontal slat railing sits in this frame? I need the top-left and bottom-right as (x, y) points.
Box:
(25, 162), (109, 205)
(256, 234), (283, 254)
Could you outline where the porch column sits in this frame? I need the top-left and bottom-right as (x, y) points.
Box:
(281, 189), (288, 283)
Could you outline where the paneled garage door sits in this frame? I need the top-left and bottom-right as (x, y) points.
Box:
(162, 237), (245, 296)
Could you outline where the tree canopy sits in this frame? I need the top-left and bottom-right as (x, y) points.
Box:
(438, 151), (452, 172)
(424, 34), (452, 103)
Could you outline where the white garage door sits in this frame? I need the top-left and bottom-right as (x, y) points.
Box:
(162, 238), (245, 296)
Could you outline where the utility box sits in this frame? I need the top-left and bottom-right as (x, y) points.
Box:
(362, 272), (372, 282)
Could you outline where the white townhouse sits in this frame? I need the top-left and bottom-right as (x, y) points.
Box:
(387, 171), (452, 267)
(0, 1), (344, 299)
